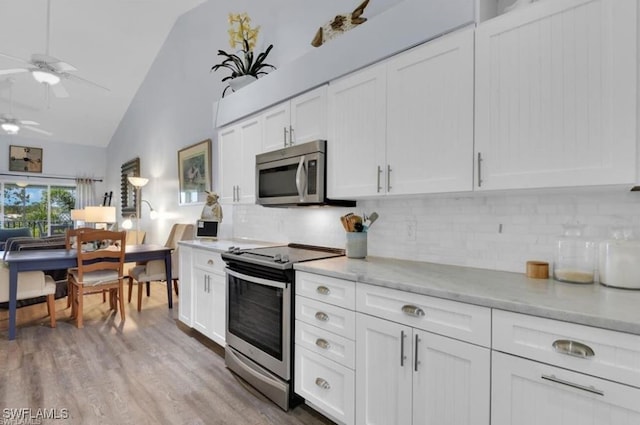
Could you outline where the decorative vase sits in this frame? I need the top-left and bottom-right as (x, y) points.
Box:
(229, 75), (257, 92)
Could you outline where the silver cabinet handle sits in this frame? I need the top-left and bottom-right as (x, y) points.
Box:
(402, 305), (425, 317)
(236, 186), (240, 201)
(377, 166), (383, 193)
(314, 311), (329, 322)
(315, 377), (331, 390)
(477, 152), (483, 187)
(414, 334), (420, 372)
(316, 286), (331, 296)
(284, 127), (289, 146)
(400, 330), (406, 367)
(552, 340), (595, 359)
(289, 125), (295, 145)
(232, 185), (237, 202)
(541, 374), (604, 396)
(315, 338), (331, 350)
(387, 164), (392, 191)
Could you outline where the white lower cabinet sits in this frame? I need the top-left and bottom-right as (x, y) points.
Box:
(492, 309), (640, 425)
(355, 313), (490, 425)
(492, 351), (640, 425)
(189, 248), (226, 346)
(178, 246), (193, 326)
(294, 272), (356, 425)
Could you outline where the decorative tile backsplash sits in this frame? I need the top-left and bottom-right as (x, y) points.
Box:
(229, 187), (640, 274)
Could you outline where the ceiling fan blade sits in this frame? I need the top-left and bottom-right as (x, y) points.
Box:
(19, 120), (40, 126)
(65, 73), (110, 92)
(51, 61), (77, 72)
(50, 81), (69, 98)
(23, 125), (52, 136)
(0, 52), (32, 65)
(0, 68), (29, 76)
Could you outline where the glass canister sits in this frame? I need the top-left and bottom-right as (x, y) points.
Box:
(599, 227), (640, 289)
(553, 224), (596, 284)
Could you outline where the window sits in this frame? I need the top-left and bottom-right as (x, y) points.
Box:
(1, 183), (76, 237)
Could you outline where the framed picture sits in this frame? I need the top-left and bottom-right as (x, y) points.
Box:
(9, 145), (43, 173)
(178, 139), (212, 205)
(120, 157), (140, 217)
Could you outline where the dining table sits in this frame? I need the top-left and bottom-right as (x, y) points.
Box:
(3, 244), (173, 340)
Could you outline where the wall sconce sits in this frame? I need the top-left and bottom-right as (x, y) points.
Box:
(125, 176), (151, 245)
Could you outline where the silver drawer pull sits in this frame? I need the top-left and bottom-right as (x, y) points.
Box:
(552, 339), (595, 359)
(207, 259), (214, 265)
(315, 338), (331, 350)
(316, 285), (331, 295)
(402, 305), (425, 317)
(315, 311), (330, 322)
(541, 374), (604, 396)
(315, 377), (331, 390)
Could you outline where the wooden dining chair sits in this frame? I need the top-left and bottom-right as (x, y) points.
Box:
(67, 229), (127, 328)
(65, 227), (100, 307)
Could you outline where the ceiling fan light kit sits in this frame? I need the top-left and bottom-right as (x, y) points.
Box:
(32, 70), (60, 85)
(1, 122), (19, 134)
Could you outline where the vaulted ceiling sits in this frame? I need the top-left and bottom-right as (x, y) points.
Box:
(0, 0), (206, 148)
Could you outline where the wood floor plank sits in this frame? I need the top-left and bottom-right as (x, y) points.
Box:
(0, 289), (336, 425)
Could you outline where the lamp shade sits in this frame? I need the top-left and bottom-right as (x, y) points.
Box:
(84, 206), (116, 223)
(128, 176), (149, 188)
(70, 209), (86, 220)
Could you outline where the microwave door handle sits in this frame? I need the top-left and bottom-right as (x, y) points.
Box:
(295, 155), (307, 202)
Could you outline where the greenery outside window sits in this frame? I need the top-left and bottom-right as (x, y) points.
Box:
(1, 183), (76, 237)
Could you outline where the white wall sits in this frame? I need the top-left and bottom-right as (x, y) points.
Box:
(0, 134), (107, 194)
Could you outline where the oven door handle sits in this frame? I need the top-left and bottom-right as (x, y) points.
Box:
(226, 268), (288, 289)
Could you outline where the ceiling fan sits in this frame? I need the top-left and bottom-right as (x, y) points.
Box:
(0, 79), (52, 136)
(0, 0), (109, 98)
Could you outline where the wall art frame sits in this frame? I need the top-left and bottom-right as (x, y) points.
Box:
(178, 139), (212, 205)
(121, 157), (140, 217)
(9, 145), (43, 173)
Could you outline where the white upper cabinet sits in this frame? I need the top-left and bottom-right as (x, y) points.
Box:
(327, 63), (387, 198)
(386, 27), (474, 194)
(475, 0), (638, 190)
(328, 27), (475, 199)
(262, 85), (327, 152)
(218, 113), (262, 204)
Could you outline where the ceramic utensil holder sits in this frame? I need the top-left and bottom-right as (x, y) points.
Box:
(346, 232), (367, 258)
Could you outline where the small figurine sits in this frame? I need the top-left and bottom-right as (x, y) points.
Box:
(201, 191), (223, 223)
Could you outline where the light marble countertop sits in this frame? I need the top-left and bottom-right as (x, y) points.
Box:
(295, 256), (640, 336)
(178, 238), (280, 253)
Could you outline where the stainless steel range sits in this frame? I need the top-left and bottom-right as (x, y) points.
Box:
(222, 243), (344, 410)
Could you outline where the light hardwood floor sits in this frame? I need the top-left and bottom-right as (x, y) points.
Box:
(0, 286), (335, 425)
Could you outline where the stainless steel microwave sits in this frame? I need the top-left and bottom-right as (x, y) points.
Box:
(255, 140), (354, 207)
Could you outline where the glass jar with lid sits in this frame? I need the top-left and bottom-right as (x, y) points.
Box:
(599, 227), (640, 289)
(553, 224), (596, 284)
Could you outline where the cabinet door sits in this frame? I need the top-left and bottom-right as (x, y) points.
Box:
(262, 102), (290, 152)
(412, 330), (490, 425)
(356, 313), (412, 425)
(209, 271), (226, 346)
(192, 268), (213, 336)
(178, 246), (193, 326)
(492, 351), (640, 425)
(218, 125), (241, 203)
(290, 85), (328, 145)
(386, 27), (474, 195)
(328, 64), (387, 199)
(475, 0), (637, 190)
(238, 115), (261, 203)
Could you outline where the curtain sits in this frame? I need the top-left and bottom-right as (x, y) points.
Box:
(75, 177), (97, 208)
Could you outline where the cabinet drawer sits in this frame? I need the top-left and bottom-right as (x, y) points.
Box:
(296, 296), (355, 340)
(296, 271), (356, 309)
(493, 310), (640, 389)
(295, 320), (355, 369)
(295, 346), (355, 425)
(356, 283), (491, 347)
(193, 250), (224, 273)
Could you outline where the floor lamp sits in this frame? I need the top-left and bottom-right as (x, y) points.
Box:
(127, 176), (149, 244)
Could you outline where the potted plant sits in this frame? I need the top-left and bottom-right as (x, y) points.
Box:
(211, 13), (275, 97)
